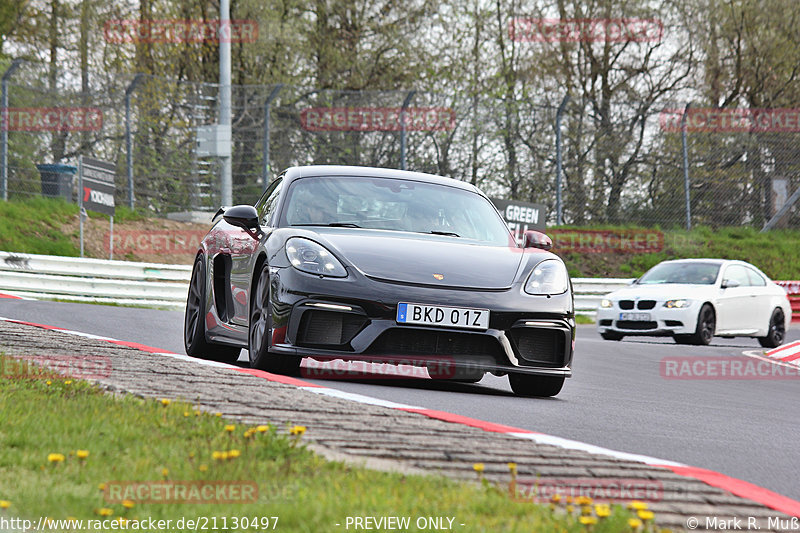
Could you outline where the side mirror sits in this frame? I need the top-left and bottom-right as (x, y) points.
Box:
(721, 278), (740, 289)
(523, 230), (553, 251)
(223, 205), (260, 232)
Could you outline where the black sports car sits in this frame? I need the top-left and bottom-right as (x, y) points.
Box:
(184, 165), (575, 397)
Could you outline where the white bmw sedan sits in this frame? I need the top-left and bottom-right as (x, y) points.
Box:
(596, 259), (791, 347)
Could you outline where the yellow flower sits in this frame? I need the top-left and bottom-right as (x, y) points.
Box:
(472, 463), (485, 473)
(183, 411), (190, 417)
(198, 465), (208, 472)
(46, 380), (52, 385)
(160, 398), (171, 406)
(581, 505), (593, 515)
(594, 504), (611, 518)
(64, 380), (72, 385)
(243, 430), (254, 438)
(212, 451), (224, 461)
(121, 500), (134, 509)
(575, 495), (593, 506)
(628, 518), (642, 529)
(47, 453), (65, 463)
(224, 424), (235, 433)
(628, 500), (648, 510)
(228, 449), (241, 459)
(566, 505), (574, 513)
(194, 411), (202, 416)
(97, 508), (113, 517)
(637, 510), (654, 521)
(0, 500), (10, 509)
(289, 425), (306, 436)
(76, 450), (89, 459)
(256, 425), (269, 433)
(507, 462), (517, 473)
(98, 483), (107, 491)
(550, 494), (562, 503)
(579, 516), (597, 525)
(215, 412), (222, 417)
(161, 468), (169, 478)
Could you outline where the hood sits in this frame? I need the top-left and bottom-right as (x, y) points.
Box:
(609, 283), (717, 300)
(318, 229), (525, 289)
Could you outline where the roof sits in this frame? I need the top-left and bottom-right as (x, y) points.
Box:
(281, 165), (480, 194)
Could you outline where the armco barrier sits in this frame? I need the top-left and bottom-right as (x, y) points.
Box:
(0, 251), (798, 322)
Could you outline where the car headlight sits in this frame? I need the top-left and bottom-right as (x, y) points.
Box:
(664, 299), (690, 308)
(524, 259), (569, 295)
(285, 238), (347, 277)
(600, 299), (613, 308)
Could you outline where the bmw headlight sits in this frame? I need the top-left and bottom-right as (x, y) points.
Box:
(524, 259), (569, 295)
(285, 238), (347, 277)
(664, 299), (690, 308)
(600, 299), (613, 308)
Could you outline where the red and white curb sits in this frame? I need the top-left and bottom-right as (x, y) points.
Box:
(2, 315), (799, 518)
(764, 340), (800, 365)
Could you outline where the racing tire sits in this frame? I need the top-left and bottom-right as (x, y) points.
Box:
(184, 255), (242, 363)
(686, 303), (715, 346)
(248, 262), (301, 375)
(758, 308), (786, 348)
(508, 373), (565, 397)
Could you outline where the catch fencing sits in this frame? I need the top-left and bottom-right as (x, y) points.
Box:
(2, 61), (800, 229)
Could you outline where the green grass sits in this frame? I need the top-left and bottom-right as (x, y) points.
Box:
(0, 356), (645, 532)
(555, 225), (800, 280)
(0, 197), (79, 256)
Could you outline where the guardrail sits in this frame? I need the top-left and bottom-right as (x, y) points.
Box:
(0, 252), (798, 322)
(0, 251), (191, 309)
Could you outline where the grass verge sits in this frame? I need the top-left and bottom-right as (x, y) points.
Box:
(0, 355), (648, 532)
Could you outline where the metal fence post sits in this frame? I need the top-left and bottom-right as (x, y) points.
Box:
(262, 84), (283, 190)
(555, 94), (570, 226)
(681, 103), (691, 230)
(1, 59), (24, 201)
(125, 74), (145, 209)
(400, 90), (416, 170)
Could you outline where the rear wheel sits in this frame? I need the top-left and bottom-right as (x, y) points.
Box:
(248, 263), (301, 375)
(758, 308), (786, 348)
(509, 373), (565, 397)
(601, 331), (624, 341)
(184, 255), (241, 363)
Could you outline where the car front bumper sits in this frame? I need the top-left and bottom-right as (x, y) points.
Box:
(596, 301), (700, 337)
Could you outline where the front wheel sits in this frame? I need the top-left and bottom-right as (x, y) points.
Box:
(509, 373), (565, 397)
(248, 263), (301, 375)
(687, 304), (715, 345)
(758, 308), (786, 348)
(184, 255), (241, 363)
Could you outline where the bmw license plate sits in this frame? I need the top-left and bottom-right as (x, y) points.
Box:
(619, 312), (651, 321)
(397, 303), (489, 330)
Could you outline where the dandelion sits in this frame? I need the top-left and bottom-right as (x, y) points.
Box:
(160, 398), (171, 406)
(161, 467), (169, 478)
(550, 494), (562, 504)
(47, 453), (65, 463)
(628, 501), (648, 511)
(0, 500), (10, 509)
(507, 462), (517, 474)
(228, 449), (241, 459)
(595, 504), (611, 518)
(215, 412), (222, 417)
(256, 425), (269, 433)
(98, 483), (107, 491)
(579, 516), (597, 525)
(212, 451), (224, 461)
(183, 412), (190, 417)
(243, 430), (254, 438)
(121, 500), (135, 509)
(581, 505), (593, 516)
(64, 380), (72, 385)
(194, 411), (202, 417)
(97, 508), (113, 517)
(472, 463), (485, 473)
(76, 450), (89, 460)
(566, 505), (575, 514)
(628, 518), (642, 529)
(224, 424), (235, 433)
(575, 496), (593, 506)
(637, 510), (654, 522)
(198, 465), (208, 472)
(46, 380), (51, 385)
(289, 425), (306, 436)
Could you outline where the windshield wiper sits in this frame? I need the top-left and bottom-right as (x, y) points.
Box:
(292, 223), (361, 228)
(423, 230), (460, 237)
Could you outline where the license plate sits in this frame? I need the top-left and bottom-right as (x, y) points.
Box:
(619, 312), (651, 321)
(397, 303), (489, 330)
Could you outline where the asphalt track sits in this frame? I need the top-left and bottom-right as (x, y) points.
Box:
(2, 297), (799, 502)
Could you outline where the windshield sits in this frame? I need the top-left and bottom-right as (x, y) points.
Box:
(280, 176), (513, 245)
(638, 262), (721, 285)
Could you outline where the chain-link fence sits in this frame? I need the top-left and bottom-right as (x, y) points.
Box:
(2, 60), (799, 229)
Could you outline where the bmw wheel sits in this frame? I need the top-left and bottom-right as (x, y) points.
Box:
(686, 303), (715, 346)
(248, 262), (301, 375)
(758, 308), (785, 348)
(184, 255), (241, 363)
